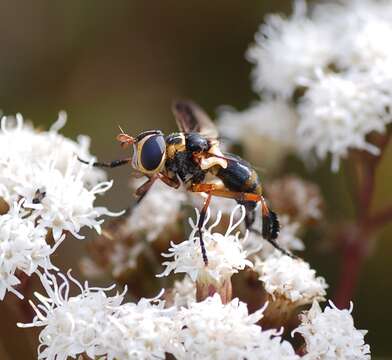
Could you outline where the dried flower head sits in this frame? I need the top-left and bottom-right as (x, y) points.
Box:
(267, 175), (323, 224)
(293, 300), (371, 360)
(124, 179), (187, 242)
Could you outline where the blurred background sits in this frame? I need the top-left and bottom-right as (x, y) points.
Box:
(0, 0), (391, 358)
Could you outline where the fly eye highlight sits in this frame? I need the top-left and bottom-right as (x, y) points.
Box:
(136, 134), (166, 173)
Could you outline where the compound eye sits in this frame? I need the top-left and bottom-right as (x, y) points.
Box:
(139, 134), (166, 172)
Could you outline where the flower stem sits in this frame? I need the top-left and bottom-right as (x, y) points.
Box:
(334, 130), (392, 307)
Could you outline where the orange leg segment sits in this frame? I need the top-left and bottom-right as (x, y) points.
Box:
(190, 183), (295, 259)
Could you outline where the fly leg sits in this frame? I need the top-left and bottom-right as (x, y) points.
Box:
(78, 157), (132, 168)
(158, 173), (181, 189)
(135, 172), (180, 204)
(191, 184), (294, 258)
(134, 175), (159, 203)
(196, 192), (212, 265)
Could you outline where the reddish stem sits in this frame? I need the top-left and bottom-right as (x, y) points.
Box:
(334, 233), (365, 308)
(334, 129), (391, 307)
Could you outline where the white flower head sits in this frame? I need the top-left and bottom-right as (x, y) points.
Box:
(313, 0), (392, 70)
(218, 99), (299, 169)
(174, 294), (299, 360)
(0, 112), (118, 239)
(158, 205), (252, 286)
(255, 255), (327, 305)
(124, 179), (187, 242)
(18, 270), (179, 360)
(236, 0), (392, 171)
(0, 201), (62, 300)
(293, 300), (370, 360)
(297, 70), (392, 171)
(18, 270), (126, 359)
(100, 293), (180, 360)
(247, 0), (336, 97)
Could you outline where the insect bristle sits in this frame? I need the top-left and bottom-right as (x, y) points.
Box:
(270, 210), (280, 240)
(262, 209), (280, 240)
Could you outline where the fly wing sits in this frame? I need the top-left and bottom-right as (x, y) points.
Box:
(172, 99), (219, 140)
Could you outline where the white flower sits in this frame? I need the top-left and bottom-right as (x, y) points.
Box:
(102, 295), (180, 360)
(293, 300), (370, 360)
(247, 0), (336, 97)
(0, 112), (105, 191)
(233, 0), (392, 171)
(313, 0), (392, 70)
(174, 294), (299, 360)
(297, 69), (392, 171)
(255, 255), (327, 305)
(18, 270), (126, 359)
(0, 201), (62, 300)
(218, 99), (299, 168)
(18, 270), (179, 360)
(158, 205), (252, 286)
(124, 179), (187, 242)
(0, 112), (117, 239)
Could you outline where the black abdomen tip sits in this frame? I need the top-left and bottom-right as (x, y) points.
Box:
(269, 210), (280, 240)
(262, 210), (280, 240)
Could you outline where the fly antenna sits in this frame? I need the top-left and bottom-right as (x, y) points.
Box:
(116, 126), (135, 148)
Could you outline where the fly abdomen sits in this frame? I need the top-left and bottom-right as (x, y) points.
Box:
(216, 153), (262, 195)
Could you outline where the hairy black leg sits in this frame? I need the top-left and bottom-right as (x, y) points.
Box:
(78, 157), (131, 168)
(197, 192), (212, 266)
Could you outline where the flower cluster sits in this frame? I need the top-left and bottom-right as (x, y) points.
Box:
(174, 294), (299, 360)
(255, 255), (327, 306)
(158, 206), (252, 302)
(19, 206), (370, 359)
(19, 271), (299, 360)
(0, 113), (115, 299)
(293, 300), (371, 359)
(18, 271), (179, 360)
(219, 0), (392, 171)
